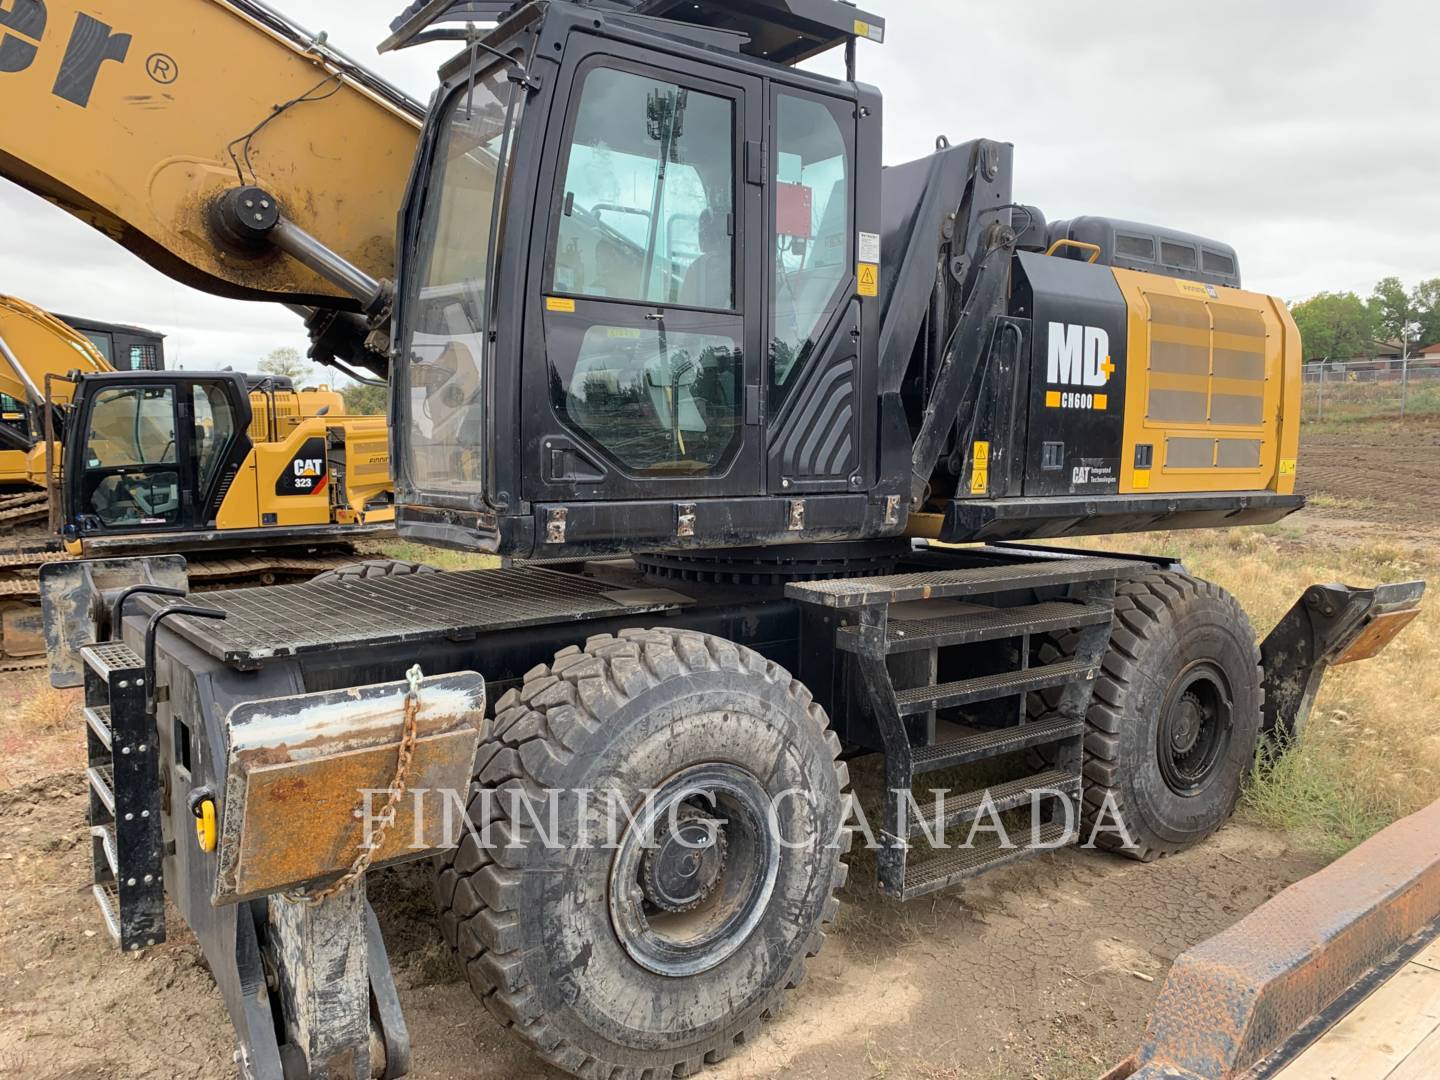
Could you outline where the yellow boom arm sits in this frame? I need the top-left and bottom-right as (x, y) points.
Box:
(0, 295), (112, 407)
(0, 0), (421, 309)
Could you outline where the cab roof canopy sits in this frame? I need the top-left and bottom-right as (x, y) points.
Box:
(384, 0), (886, 65)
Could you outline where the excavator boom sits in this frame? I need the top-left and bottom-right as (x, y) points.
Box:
(0, 295), (111, 408)
(0, 0), (421, 310)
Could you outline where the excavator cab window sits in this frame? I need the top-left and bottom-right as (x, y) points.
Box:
(190, 381), (238, 503)
(395, 62), (520, 506)
(79, 385), (182, 528)
(545, 62), (743, 475)
(770, 90), (853, 410)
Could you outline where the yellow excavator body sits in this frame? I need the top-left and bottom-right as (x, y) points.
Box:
(0, 0), (420, 307)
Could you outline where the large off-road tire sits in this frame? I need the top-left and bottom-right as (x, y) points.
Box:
(306, 558), (440, 586)
(434, 628), (851, 1080)
(1035, 571), (1263, 862)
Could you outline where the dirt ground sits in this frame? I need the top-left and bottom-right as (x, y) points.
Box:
(0, 421), (1426, 1080)
(1296, 421), (1440, 540)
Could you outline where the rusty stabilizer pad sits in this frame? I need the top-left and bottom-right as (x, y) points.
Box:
(1106, 796), (1440, 1080)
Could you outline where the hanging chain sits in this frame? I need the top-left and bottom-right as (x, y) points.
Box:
(284, 665), (424, 907)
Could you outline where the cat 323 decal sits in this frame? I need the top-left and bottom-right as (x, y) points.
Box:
(276, 436), (328, 496)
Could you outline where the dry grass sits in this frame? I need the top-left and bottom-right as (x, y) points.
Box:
(6, 675), (80, 736)
(377, 540), (502, 573)
(1080, 527), (1440, 859)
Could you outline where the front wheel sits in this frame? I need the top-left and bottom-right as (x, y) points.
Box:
(1083, 571), (1263, 861)
(435, 628), (851, 1079)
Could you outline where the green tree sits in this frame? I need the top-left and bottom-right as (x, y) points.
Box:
(1412, 278), (1440, 348)
(1369, 277), (1421, 359)
(342, 382), (388, 416)
(259, 346), (314, 383)
(1289, 291), (1376, 360)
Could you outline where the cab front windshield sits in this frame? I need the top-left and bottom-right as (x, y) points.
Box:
(396, 63), (518, 505)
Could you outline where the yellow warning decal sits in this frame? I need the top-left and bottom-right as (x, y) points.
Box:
(858, 262), (879, 297)
(546, 296), (576, 313)
(1279, 458), (1297, 476)
(969, 441), (990, 496)
(1133, 468), (1152, 490)
(853, 19), (884, 42)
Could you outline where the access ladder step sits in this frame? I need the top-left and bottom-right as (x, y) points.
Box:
(93, 882), (122, 944)
(910, 714), (1087, 772)
(84, 705), (112, 750)
(895, 657), (1096, 716)
(786, 554), (1136, 608)
(836, 601), (1112, 654)
(900, 821), (1075, 900)
(91, 823), (118, 877)
(908, 768), (1081, 838)
(87, 763), (116, 817)
(80, 641), (144, 681)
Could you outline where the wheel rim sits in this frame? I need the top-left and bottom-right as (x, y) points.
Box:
(608, 763), (779, 977)
(1157, 661), (1234, 797)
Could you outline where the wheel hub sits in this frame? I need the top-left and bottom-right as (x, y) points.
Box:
(640, 805), (729, 913)
(1157, 663), (1235, 798)
(1170, 695), (1205, 755)
(608, 763), (779, 978)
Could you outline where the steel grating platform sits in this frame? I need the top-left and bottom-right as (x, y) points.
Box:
(154, 566), (682, 667)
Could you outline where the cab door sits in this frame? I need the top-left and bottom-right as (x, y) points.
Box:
(68, 379), (188, 534)
(523, 48), (765, 502)
(66, 377), (243, 535)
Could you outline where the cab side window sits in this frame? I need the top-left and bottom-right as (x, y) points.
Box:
(770, 92), (852, 409)
(551, 67), (735, 309)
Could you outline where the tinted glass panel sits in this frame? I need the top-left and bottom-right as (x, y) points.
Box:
(85, 386), (176, 467)
(548, 317), (742, 474)
(770, 93), (850, 408)
(400, 67), (516, 499)
(191, 382), (236, 495)
(552, 68), (735, 308)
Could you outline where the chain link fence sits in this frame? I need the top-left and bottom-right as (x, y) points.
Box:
(1302, 357), (1440, 423)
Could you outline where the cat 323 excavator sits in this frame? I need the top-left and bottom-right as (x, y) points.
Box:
(0, 1), (1425, 1077)
(0, 294), (396, 673)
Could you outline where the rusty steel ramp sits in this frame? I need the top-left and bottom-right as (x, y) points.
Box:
(1104, 798), (1440, 1080)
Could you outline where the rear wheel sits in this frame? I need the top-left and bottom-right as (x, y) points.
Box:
(1035, 571), (1263, 861)
(435, 628), (851, 1079)
(305, 558), (440, 586)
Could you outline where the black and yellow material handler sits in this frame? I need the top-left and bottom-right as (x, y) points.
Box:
(0, 1), (1424, 1077)
(0, 296), (394, 671)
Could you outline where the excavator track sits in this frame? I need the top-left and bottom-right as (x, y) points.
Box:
(0, 491), (49, 529)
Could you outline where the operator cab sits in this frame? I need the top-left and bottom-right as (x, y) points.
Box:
(390, 0), (892, 556)
(62, 371), (252, 536)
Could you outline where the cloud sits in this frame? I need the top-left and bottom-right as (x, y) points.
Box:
(2, 0), (1435, 371)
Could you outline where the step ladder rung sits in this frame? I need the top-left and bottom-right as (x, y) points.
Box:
(896, 657), (1095, 716)
(787, 555), (1136, 608)
(87, 763), (116, 817)
(80, 641), (144, 681)
(837, 601), (1112, 654)
(900, 821), (1075, 899)
(91, 823), (118, 877)
(906, 769), (1081, 838)
(910, 714), (1086, 773)
(93, 882), (121, 944)
(84, 705), (113, 751)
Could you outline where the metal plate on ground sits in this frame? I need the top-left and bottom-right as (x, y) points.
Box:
(163, 565), (683, 666)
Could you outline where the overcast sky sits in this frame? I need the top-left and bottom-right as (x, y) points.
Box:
(1, 0), (1436, 373)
